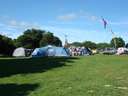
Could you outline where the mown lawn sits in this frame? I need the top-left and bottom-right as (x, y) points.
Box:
(0, 55), (128, 96)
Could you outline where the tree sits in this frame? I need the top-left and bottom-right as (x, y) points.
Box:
(110, 37), (125, 48)
(0, 35), (15, 56)
(15, 29), (62, 48)
(15, 29), (45, 49)
(70, 42), (82, 47)
(97, 43), (111, 49)
(125, 43), (128, 48)
(40, 32), (54, 46)
(82, 41), (97, 49)
(40, 32), (62, 47)
(52, 36), (62, 47)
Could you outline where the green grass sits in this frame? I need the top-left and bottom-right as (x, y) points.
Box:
(0, 55), (128, 96)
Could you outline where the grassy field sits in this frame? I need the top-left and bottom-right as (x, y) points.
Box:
(0, 55), (128, 96)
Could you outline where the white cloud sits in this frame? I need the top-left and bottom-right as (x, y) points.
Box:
(8, 20), (17, 26)
(1, 15), (41, 30)
(57, 11), (100, 23)
(5, 19), (41, 30)
(57, 13), (77, 21)
(0, 17), (42, 38)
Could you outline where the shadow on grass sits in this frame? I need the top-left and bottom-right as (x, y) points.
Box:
(0, 57), (79, 77)
(0, 83), (38, 96)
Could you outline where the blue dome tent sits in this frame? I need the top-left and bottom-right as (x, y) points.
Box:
(32, 45), (70, 57)
(32, 47), (47, 57)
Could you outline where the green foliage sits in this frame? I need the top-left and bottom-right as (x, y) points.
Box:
(70, 42), (82, 47)
(97, 43), (111, 49)
(40, 32), (62, 47)
(125, 43), (128, 48)
(0, 35), (15, 56)
(15, 29), (62, 48)
(110, 37), (125, 48)
(71, 41), (111, 49)
(39, 32), (54, 46)
(52, 36), (62, 47)
(70, 41), (97, 49)
(82, 41), (97, 49)
(15, 29), (44, 49)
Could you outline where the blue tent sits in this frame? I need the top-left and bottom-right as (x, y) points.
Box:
(32, 47), (47, 57)
(54, 47), (69, 57)
(82, 48), (92, 55)
(46, 47), (56, 56)
(32, 45), (69, 57)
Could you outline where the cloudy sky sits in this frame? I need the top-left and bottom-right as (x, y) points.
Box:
(0, 0), (128, 44)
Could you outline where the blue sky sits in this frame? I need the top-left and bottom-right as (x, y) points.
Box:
(0, 0), (128, 44)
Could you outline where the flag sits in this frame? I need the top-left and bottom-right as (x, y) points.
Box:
(102, 18), (107, 29)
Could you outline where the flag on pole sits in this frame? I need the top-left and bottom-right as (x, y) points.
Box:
(102, 18), (107, 29)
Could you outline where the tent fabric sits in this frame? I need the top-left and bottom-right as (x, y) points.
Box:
(13, 47), (26, 57)
(82, 48), (92, 55)
(116, 47), (128, 55)
(54, 47), (69, 56)
(32, 45), (69, 57)
(46, 47), (56, 56)
(32, 48), (47, 57)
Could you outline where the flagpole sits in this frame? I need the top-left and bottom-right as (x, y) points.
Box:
(102, 17), (117, 49)
(110, 29), (117, 48)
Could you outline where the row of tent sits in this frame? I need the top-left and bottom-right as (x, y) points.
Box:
(13, 45), (70, 57)
(13, 45), (92, 57)
(98, 47), (128, 55)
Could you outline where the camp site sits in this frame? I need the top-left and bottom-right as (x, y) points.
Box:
(1, 0), (128, 96)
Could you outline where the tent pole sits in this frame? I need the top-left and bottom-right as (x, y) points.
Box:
(113, 36), (117, 49)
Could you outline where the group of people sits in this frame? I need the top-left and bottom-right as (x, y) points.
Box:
(68, 46), (92, 56)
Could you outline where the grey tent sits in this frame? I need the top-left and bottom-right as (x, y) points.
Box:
(13, 47), (26, 57)
(13, 47), (33, 57)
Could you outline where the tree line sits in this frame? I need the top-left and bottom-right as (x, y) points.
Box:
(70, 37), (126, 49)
(0, 29), (62, 56)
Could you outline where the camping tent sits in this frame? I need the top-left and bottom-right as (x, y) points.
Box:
(32, 45), (69, 57)
(116, 47), (128, 55)
(13, 47), (26, 57)
(46, 47), (56, 56)
(13, 47), (33, 57)
(82, 47), (92, 55)
(32, 47), (47, 57)
(53, 47), (69, 57)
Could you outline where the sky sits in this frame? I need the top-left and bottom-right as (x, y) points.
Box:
(0, 0), (128, 45)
